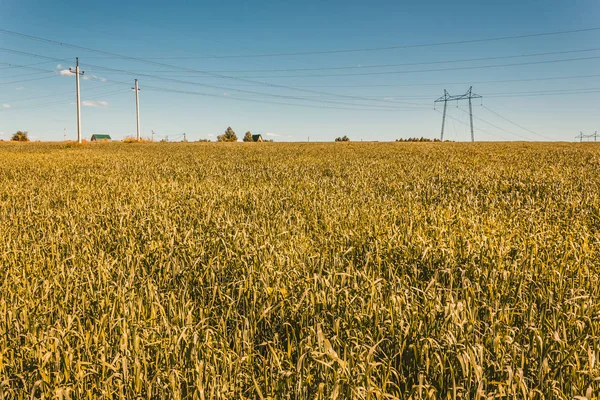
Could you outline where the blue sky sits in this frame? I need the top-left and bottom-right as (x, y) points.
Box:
(0, 0), (599, 142)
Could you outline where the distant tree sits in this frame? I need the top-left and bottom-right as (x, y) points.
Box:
(335, 135), (350, 142)
(396, 137), (441, 142)
(11, 131), (29, 142)
(197, 138), (211, 142)
(243, 131), (253, 142)
(217, 127), (237, 142)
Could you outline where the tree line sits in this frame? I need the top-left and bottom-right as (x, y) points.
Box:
(3, 129), (450, 143)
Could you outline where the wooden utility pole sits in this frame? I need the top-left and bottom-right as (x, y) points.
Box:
(69, 58), (84, 144)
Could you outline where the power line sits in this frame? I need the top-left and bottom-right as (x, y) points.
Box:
(474, 87), (600, 97)
(0, 68), (56, 79)
(143, 85), (427, 112)
(0, 74), (60, 86)
(0, 45), (425, 107)
(0, 60), (59, 70)
(434, 109), (511, 141)
(0, 47), (74, 70)
(85, 54), (600, 80)
(77, 61), (427, 109)
(0, 50), (427, 111)
(0, 81), (122, 104)
(205, 55), (600, 79)
(458, 107), (535, 141)
(486, 89), (600, 98)
(37, 27), (600, 59)
(206, 74), (600, 88)
(0, 88), (128, 111)
(109, 47), (600, 74)
(224, 86), (600, 100)
(480, 105), (553, 140)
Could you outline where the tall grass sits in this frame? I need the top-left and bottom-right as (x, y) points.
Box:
(0, 142), (598, 399)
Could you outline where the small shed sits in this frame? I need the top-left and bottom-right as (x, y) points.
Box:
(252, 134), (263, 142)
(91, 134), (111, 141)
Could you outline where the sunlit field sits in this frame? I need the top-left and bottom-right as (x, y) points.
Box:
(0, 141), (599, 399)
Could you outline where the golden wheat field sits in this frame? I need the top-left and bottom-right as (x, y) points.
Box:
(0, 141), (599, 399)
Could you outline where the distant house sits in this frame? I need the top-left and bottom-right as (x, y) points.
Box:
(252, 134), (263, 142)
(91, 134), (111, 141)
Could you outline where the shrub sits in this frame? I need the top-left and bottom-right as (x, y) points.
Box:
(11, 131), (29, 142)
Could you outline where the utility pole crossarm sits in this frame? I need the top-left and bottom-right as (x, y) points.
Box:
(434, 90), (451, 104)
(434, 87), (482, 103)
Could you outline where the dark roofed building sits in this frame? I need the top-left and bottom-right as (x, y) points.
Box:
(252, 134), (263, 142)
(91, 134), (111, 141)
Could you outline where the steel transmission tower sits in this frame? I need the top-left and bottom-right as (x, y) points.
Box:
(435, 86), (482, 142)
(576, 131), (598, 142)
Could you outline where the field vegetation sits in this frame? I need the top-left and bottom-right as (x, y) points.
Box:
(0, 141), (599, 399)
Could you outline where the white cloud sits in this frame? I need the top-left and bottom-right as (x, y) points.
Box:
(383, 97), (394, 101)
(58, 69), (72, 76)
(2, 104), (11, 109)
(207, 134), (214, 137)
(265, 132), (292, 138)
(85, 74), (107, 82)
(56, 64), (62, 69)
(82, 100), (108, 108)
(16, 87), (25, 91)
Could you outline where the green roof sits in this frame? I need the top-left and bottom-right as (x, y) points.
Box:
(91, 134), (111, 140)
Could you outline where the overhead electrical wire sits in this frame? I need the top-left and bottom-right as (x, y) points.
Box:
(0, 68), (56, 79)
(486, 89), (600, 98)
(85, 61), (428, 109)
(233, 86), (600, 100)
(0, 81), (123, 105)
(1, 27), (598, 132)
(211, 74), (600, 88)
(0, 53), (426, 112)
(197, 55), (600, 79)
(456, 107), (535, 141)
(3, 36), (600, 108)
(434, 108), (512, 141)
(1, 50), (598, 108)
(112, 47), (600, 74)
(0, 74), (61, 86)
(0, 45), (426, 108)
(7, 30), (598, 108)
(480, 105), (553, 140)
(0, 59), (59, 70)
(143, 84), (429, 112)
(26, 26), (599, 59)
(0, 56), (425, 111)
(0, 88), (129, 112)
